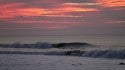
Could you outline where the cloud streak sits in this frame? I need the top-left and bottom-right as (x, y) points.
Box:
(96, 0), (125, 7)
(0, 2), (98, 19)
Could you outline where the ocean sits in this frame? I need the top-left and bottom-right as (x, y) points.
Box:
(0, 35), (125, 46)
(0, 35), (125, 70)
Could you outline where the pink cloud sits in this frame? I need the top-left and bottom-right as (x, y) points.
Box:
(0, 2), (99, 19)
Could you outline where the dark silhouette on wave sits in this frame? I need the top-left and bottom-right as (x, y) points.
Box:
(119, 62), (125, 65)
(53, 42), (92, 48)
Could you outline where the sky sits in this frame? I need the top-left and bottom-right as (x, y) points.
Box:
(0, 0), (125, 36)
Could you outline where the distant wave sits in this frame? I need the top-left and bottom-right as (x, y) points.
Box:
(0, 42), (53, 49)
(0, 42), (92, 49)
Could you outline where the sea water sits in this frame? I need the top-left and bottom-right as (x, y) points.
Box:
(0, 35), (125, 46)
(0, 36), (125, 70)
(0, 54), (125, 70)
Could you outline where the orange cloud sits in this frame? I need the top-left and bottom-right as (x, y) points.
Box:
(0, 2), (98, 19)
(63, 3), (100, 6)
(18, 8), (52, 16)
(1, 6), (98, 18)
(55, 5), (98, 13)
(96, 0), (125, 7)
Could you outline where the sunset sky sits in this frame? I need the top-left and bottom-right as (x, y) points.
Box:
(0, 0), (125, 36)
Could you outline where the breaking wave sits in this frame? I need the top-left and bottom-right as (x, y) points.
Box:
(0, 42), (125, 59)
(64, 49), (125, 59)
